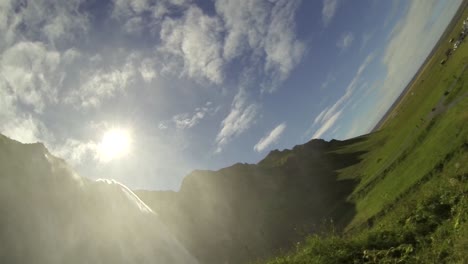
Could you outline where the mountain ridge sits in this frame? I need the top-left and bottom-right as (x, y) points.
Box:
(0, 130), (381, 264)
(136, 136), (369, 264)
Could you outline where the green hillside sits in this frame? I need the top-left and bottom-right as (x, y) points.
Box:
(264, 5), (468, 264)
(137, 4), (468, 264)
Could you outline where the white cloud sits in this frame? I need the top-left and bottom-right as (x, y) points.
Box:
(63, 48), (82, 64)
(112, 0), (151, 17)
(0, 41), (61, 113)
(263, 0), (305, 91)
(0, 114), (44, 144)
(0, 76), (55, 146)
(314, 108), (327, 126)
(0, 0), (19, 50)
(112, 0), (191, 19)
(215, 0), (269, 61)
(337, 32), (354, 51)
(65, 56), (137, 109)
(41, 9), (88, 45)
(173, 112), (205, 129)
(110, 0), (304, 91)
(254, 122), (286, 152)
(0, 0), (89, 49)
(71, 69), (134, 108)
(51, 130), (135, 166)
(215, 0), (304, 92)
(0, 80), (15, 115)
(311, 110), (342, 139)
(158, 5), (224, 84)
(172, 102), (217, 129)
(139, 58), (158, 83)
(215, 88), (258, 152)
(51, 139), (98, 165)
(0, 1), (93, 150)
(158, 123), (168, 130)
(316, 54), (374, 123)
(322, 0), (339, 26)
(0, 51), (53, 145)
(310, 53), (374, 139)
(123, 16), (145, 35)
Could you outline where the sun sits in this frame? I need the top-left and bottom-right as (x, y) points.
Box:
(98, 128), (131, 162)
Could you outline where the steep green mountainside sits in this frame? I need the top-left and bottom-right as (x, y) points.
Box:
(263, 4), (468, 263)
(136, 138), (369, 264)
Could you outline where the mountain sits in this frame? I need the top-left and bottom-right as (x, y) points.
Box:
(0, 131), (369, 264)
(136, 137), (369, 264)
(0, 134), (197, 264)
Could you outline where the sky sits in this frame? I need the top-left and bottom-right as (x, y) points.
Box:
(0, 0), (463, 190)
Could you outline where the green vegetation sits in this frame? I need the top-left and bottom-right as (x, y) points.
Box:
(267, 150), (468, 263)
(265, 5), (468, 264)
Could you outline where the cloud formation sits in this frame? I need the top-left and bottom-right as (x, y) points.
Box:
(337, 32), (354, 51)
(0, 0), (307, 189)
(0, 0), (89, 49)
(139, 58), (158, 83)
(310, 53), (374, 139)
(171, 102), (218, 129)
(66, 60), (137, 109)
(0, 113), (45, 144)
(1, 41), (61, 113)
(0, 0), (306, 164)
(322, 0), (339, 26)
(52, 138), (98, 165)
(216, 0), (305, 92)
(311, 110), (341, 139)
(215, 88), (258, 153)
(254, 122), (286, 152)
(159, 5), (225, 84)
(155, 0), (305, 90)
(0, 41), (65, 145)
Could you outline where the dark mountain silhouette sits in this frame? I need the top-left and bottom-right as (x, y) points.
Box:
(0, 131), (368, 264)
(0, 134), (197, 264)
(136, 137), (368, 264)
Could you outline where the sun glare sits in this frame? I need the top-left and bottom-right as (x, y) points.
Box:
(98, 128), (131, 162)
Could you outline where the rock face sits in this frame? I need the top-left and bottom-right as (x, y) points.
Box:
(0, 134), (197, 264)
(137, 137), (367, 264)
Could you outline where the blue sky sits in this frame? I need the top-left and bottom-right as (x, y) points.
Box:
(0, 0), (462, 190)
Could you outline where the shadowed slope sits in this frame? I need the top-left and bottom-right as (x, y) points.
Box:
(137, 137), (368, 264)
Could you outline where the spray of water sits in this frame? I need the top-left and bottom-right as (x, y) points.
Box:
(0, 134), (198, 264)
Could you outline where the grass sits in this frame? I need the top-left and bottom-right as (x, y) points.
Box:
(346, 4), (468, 228)
(264, 5), (468, 264)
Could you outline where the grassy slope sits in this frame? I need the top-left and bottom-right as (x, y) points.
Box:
(266, 6), (468, 264)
